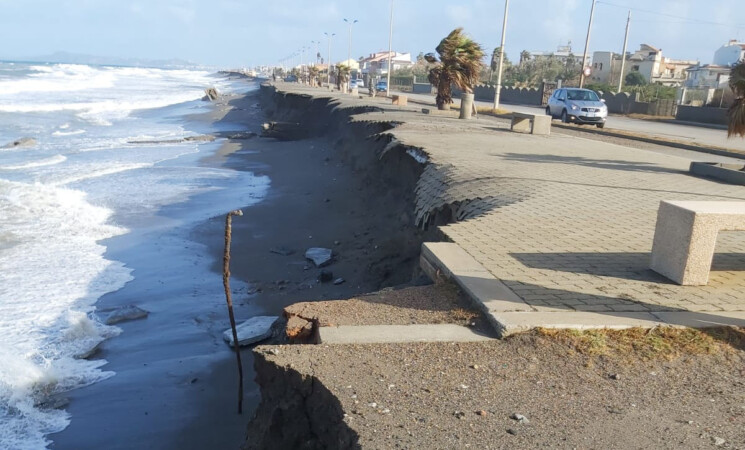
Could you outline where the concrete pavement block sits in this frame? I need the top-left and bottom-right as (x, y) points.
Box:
(652, 311), (745, 328)
(495, 312), (664, 336)
(318, 324), (495, 344)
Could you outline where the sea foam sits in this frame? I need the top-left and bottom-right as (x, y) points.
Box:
(0, 61), (247, 449)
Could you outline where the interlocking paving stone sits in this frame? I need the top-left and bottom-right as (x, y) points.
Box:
(276, 85), (745, 315)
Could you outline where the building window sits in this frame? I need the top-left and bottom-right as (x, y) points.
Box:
(632, 65), (639, 71)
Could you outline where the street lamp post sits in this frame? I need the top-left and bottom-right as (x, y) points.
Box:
(311, 40), (320, 66)
(325, 32), (335, 90)
(493, 0), (510, 110)
(386, 0), (394, 97)
(344, 18), (358, 92)
(579, 0), (597, 88)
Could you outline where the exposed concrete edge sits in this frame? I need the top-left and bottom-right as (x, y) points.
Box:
(318, 324), (495, 344)
(419, 242), (745, 337)
(420, 242), (534, 336)
(498, 311), (745, 335)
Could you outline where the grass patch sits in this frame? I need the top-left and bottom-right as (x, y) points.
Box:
(532, 326), (745, 361)
(476, 106), (512, 116)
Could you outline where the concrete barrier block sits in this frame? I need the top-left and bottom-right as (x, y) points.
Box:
(511, 116), (532, 133)
(531, 115), (551, 135)
(392, 95), (408, 106)
(650, 201), (745, 285)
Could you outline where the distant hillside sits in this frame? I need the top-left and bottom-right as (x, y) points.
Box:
(11, 51), (207, 70)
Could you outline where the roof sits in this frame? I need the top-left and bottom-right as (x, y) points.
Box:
(686, 64), (731, 72)
(640, 43), (661, 52)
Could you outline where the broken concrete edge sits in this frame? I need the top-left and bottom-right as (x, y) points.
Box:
(419, 241), (745, 337)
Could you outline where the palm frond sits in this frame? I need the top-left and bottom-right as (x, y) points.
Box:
(428, 28), (485, 106)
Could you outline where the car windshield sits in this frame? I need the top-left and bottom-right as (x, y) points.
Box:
(566, 90), (599, 101)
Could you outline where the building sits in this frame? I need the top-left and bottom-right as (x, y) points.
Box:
(589, 44), (697, 86)
(528, 43), (577, 63)
(683, 40), (743, 89)
(684, 65), (731, 89)
(336, 59), (360, 71)
(713, 40), (745, 66)
(359, 51), (413, 75)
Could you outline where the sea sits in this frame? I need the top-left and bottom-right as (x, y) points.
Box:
(0, 61), (266, 449)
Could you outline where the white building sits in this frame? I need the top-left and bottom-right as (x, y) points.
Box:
(684, 65), (731, 89)
(529, 43), (577, 63)
(589, 44), (696, 86)
(683, 40), (743, 89)
(359, 51), (413, 75)
(713, 40), (745, 66)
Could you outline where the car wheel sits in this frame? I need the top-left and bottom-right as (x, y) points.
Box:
(561, 110), (568, 123)
(545, 106), (552, 118)
(596, 123), (605, 129)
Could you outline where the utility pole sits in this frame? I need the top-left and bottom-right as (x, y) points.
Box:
(386, 0), (394, 97)
(493, 0), (510, 110)
(325, 32), (335, 90)
(579, 0), (597, 88)
(617, 10), (631, 93)
(344, 18), (358, 91)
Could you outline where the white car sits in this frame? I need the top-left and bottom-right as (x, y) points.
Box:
(546, 88), (608, 128)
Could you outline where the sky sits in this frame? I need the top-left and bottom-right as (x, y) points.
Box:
(1, 0), (744, 68)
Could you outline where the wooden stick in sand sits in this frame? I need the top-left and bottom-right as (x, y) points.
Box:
(223, 209), (244, 414)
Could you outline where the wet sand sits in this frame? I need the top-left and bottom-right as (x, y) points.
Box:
(51, 82), (427, 449)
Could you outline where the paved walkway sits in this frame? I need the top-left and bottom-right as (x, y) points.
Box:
(397, 90), (745, 153)
(272, 83), (745, 329)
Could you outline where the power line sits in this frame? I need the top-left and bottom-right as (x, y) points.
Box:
(597, 1), (745, 30)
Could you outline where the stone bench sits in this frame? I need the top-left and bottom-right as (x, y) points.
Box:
(650, 200), (745, 285)
(510, 112), (551, 135)
(392, 95), (408, 106)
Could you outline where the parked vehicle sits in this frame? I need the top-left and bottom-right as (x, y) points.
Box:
(354, 78), (364, 88)
(546, 88), (608, 128)
(349, 79), (359, 89)
(375, 80), (387, 92)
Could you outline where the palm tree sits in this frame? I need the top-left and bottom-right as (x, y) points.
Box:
(519, 50), (531, 65)
(336, 64), (351, 91)
(308, 66), (320, 87)
(489, 47), (501, 82)
(728, 60), (745, 138)
(425, 28), (485, 110)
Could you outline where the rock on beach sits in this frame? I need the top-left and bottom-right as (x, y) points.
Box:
(223, 316), (278, 347)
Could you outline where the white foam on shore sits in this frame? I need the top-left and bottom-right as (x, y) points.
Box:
(0, 179), (130, 449)
(0, 61), (257, 449)
(0, 155), (67, 170)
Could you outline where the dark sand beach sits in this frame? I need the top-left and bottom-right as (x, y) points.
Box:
(50, 81), (428, 449)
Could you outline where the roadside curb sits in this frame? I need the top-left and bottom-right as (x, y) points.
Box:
(550, 122), (745, 160)
(420, 242), (745, 337)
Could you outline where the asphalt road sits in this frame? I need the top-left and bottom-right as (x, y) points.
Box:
(397, 91), (745, 154)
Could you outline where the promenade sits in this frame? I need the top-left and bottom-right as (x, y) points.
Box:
(274, 83), (745, 331)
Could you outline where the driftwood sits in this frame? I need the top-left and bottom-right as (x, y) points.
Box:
(223, 209), (244, 414)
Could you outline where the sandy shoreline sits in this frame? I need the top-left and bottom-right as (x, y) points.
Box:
(50, 89), (268, 449)
(50, 79), (429, 448)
